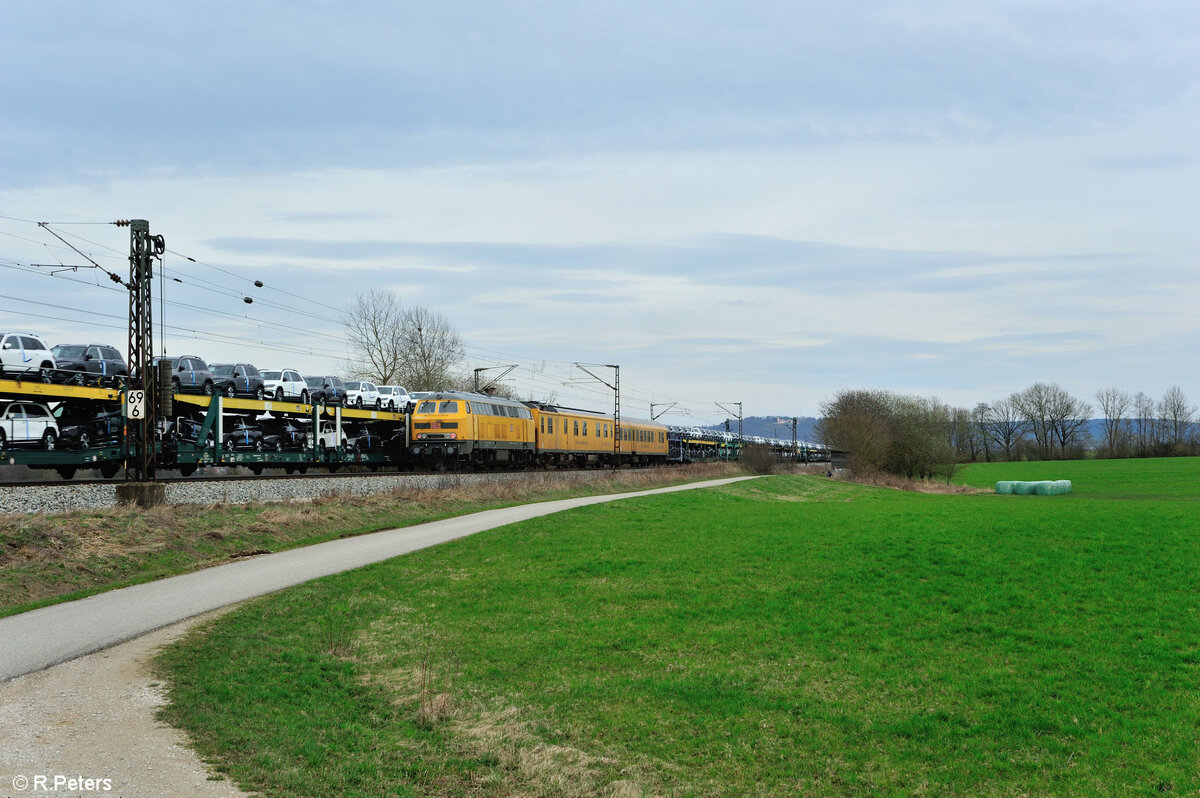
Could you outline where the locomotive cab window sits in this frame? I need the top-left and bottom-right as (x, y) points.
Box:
(438, 401), (458, 413)
(417, 400), (437, 413)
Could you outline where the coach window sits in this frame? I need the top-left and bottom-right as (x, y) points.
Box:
(573, 420), (579, 436)
(582, 421), (588, 437)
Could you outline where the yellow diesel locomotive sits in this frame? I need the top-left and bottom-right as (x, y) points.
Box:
(409, 392), (536, 466)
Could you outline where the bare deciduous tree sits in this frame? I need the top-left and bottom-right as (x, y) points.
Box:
(1012, 383), (1053, 457)
(1052, 394), (1093, 454)
(342, 289), (407, 384)
(1013, 382), (1090, 457)
(342, 290), (465, 391)
(948, 406), (979, 462)
(1095, 387), (1132, 457)
(399, 304), (466, 391)
(1132, 391), (1157, 456)
(983, 396), (1025, 460)
(972, 403), (993, 462)
(1159, 385), (1197, 450)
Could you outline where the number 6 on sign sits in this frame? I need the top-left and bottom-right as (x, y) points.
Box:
(126, 389), (146, 420)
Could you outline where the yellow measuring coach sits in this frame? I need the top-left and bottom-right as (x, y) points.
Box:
(528, 402), (668, 467)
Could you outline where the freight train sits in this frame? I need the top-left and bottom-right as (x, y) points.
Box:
(0, 374), (828, 481)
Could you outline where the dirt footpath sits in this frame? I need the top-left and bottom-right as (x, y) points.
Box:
(0, 612), (251, 798)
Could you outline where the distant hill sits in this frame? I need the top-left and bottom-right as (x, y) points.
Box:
(700, 415), (820, 442)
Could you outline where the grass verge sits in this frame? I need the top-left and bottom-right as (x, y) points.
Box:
(157, 461), (1200, 796)
(0, 464), (739, 618)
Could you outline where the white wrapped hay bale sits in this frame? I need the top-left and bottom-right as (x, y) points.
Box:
(1001, 480), (1072, 496)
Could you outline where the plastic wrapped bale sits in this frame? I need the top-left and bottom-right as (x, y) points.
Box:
(995, 481), (1014, 495)
(1013, 481), (1038, 495)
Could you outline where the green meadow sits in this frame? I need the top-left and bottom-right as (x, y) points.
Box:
(158, 459), (1200, 796)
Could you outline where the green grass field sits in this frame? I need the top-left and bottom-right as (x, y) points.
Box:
(955, 457), (1200, 500)
(158, 459), (1200, 796)
(0, 467), (732, 618)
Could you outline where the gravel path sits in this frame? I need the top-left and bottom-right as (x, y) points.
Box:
(0, 611), (250, 798)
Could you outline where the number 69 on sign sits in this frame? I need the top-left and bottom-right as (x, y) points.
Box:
(125, 389), (146, 420)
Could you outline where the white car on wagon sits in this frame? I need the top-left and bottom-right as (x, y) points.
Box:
(0, 400), (60, 449)
(0, 332), (56, 381)
(344, 380), (382, 410)
(260, 368), (310, 403)
(376, 385), (411, 412)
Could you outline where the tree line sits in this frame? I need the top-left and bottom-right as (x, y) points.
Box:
(818, 383), (1199, 480)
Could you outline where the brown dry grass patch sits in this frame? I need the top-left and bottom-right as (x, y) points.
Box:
(837, 467), (988, 495)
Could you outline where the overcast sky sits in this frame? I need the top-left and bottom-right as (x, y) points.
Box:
(2, 1), (1196, 424)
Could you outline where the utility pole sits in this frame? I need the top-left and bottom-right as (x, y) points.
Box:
(123, 219), (165, 482)
(792, 417), (798, 466)
(473, 364), (517, 393)
(576, 363), (619, 469)
(716, 401), (742, 439)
